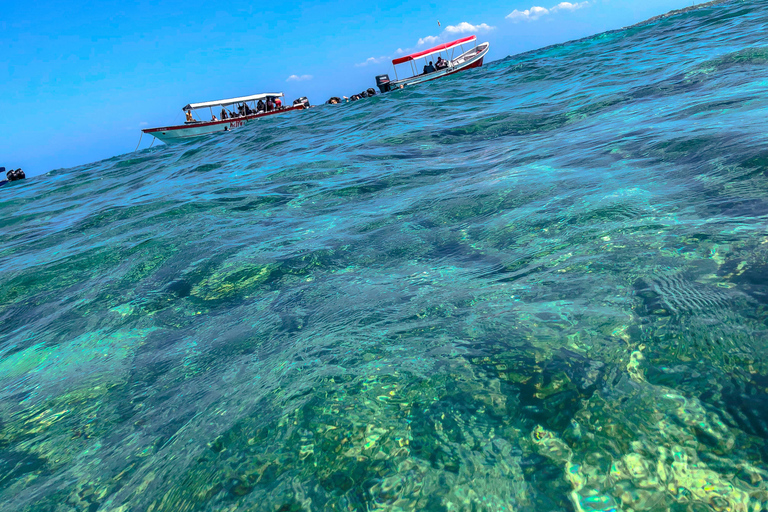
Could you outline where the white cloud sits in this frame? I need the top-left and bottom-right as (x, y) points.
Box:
(444, 21), (495, 34)
(416, 21), (495, 47)
(551, 1), (589, 12)
(507, 1), (588, 21)
(355, 56), (387, 67)
(417, 35), (441, 46)
(506, 6), (550, 21)
(395, 48), (405, 55)
(286, 74), (313, 82)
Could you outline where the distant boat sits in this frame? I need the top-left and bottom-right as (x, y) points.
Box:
(375, 35), (489, 93)
(142, 93), (308, 143)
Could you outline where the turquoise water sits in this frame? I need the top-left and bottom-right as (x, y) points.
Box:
(2, 1), (768, 510)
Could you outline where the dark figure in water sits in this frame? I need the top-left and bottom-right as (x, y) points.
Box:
(2, 167), (26, 185)
(367, 88), (376, 96)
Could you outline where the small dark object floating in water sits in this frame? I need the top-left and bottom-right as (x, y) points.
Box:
(1, 167), (25, 186)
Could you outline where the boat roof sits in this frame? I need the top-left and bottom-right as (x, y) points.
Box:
(184, 93), (284, 110)
(392, 35), (477, 65)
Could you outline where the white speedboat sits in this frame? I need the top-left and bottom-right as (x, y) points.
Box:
(375, 35), (489, 92)
(142, 93), (308, 143)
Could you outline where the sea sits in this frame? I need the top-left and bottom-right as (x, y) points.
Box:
(1, 1), (767, 510)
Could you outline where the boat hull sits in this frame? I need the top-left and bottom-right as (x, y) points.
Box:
(391, 42), (489, 89)
(142, 104), (305, 144)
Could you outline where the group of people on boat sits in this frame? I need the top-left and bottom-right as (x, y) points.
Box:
(185, 96), (286, 123)
(423, 56), (449, 75)
(216, 97), (282, 121)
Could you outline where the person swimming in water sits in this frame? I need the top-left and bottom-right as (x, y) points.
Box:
(2, 167), (26, 185)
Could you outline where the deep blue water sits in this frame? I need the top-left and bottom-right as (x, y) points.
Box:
(2, 1), (768, 510)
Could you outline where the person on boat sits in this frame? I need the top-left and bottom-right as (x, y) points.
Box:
(275, 97), (282, 109)
(436, 56), (448, 69)
(267, 98), (275, 111)
(423, 61), (436, 74)
(221, 108), (228, 120)
(185, 110), (194, 123)
(211, 114), (218, 121)
(238, 104), (245, 116)
(257, 99), (266, 112)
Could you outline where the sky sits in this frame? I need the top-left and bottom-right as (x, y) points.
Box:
(1, 0), (707, 176)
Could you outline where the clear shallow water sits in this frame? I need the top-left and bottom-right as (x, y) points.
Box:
(2, 1), (768, 510)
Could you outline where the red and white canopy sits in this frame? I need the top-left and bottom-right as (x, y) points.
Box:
(392, 35), (477, 65)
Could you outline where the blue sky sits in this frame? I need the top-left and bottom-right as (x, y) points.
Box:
(2, 0), (704, 176)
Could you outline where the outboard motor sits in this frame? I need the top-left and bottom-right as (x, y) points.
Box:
(293, 96), (310, 108)
(375, 74), (391, 94)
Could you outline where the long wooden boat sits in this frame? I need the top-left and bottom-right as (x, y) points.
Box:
(142, 93), (307, 144)
(375, 36), (489, 92)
